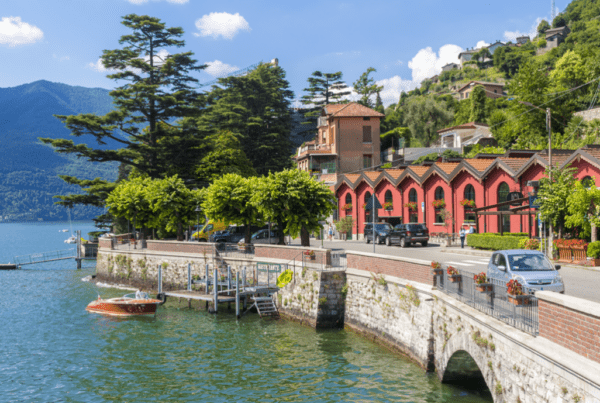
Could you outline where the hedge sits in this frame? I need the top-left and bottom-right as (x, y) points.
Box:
(467, 234), (529, 250)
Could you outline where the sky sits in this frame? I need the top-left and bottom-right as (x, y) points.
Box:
(0, 0), (566, 107)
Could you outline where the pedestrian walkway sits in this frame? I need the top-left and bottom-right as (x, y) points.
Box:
(444, 258), (490, 268)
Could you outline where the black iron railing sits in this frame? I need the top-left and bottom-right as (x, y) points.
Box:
(215, 242), (255, 258)
(436, 266), (539, 336)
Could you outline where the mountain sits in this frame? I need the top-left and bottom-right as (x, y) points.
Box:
(0, 80), (119, 222)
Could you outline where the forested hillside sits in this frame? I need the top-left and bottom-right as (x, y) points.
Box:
(382, 0), (600, 152)
(0, 80), (118, 222)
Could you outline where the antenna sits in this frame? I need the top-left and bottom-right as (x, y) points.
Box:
(551, 0), (556, 21)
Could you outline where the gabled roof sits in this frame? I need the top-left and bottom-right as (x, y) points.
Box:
(384, 169), (404, 180)
(421, 162), (460, 184)
(323, 103), (384, 118)
(437, 122), (489, 134)
(463, 158), (495, 172)
(457, 81), (504, 93)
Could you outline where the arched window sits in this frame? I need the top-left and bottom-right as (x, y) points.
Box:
(464, 184), (476, 223)
(498, 182), (510, 233)
(364, 191), (372, 222)
(344, 193), (352, 216)
(434, 187), (444, 201)
(384, 190), (393, 210)
(434, 187), (445, 224)
(408, 188), (418, 223)
(582, 176), (593, 188)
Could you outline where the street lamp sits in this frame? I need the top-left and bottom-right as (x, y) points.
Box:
(195, 206), (201, 242)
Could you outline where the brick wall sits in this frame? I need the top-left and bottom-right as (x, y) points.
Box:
(538, 297), (600, 365)
(146, 240), (215, 255)
(98, 238), (112, 249)
(347, 252), (433, 286)
(254, 245), (330, 266)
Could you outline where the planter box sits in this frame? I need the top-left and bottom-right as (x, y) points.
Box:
(431, 268), (443, 276)
(508, 294), (530, 306)
(572, 246), (587, 262)
(557, 247), (572, 263)
(475, 283), (492, 293)
(449, 275), (461, 283)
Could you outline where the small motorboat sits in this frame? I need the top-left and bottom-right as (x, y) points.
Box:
(86, 291), (165, 317)
(60, 229), (69, 232)
(64, 235), (77, 244)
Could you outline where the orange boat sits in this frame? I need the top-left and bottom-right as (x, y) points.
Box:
(86, 291), (165, 317)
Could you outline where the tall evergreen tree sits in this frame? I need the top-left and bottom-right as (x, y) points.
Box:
(40, 14), (207, 208)
(194, 63), (294, 175)
(375, 91), (384, 114)
(469, 85), (487, 123)
(300, 71), (351, 135)
(353, 67), (383, 108)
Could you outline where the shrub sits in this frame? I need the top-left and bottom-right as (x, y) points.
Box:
(588, 241), (600, 258)
(467, 234), (528, 250)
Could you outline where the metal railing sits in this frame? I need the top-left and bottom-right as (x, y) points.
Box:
(436, 266), (539, 336)
(215, 242), (255, 258)
(13, 249), (76, 266)
(330, 251), (347, 269)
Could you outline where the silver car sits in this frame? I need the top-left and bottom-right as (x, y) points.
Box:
(487, 250), (565, 294)
(238, 229), (280, 245)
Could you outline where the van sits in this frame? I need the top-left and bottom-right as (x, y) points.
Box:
(192, 221), (227, 241)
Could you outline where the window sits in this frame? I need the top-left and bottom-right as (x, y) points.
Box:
(345, 193), (352, 205)
(363, 155), (372, 169)
(466, 92), (470, 99)
(434, 186), (445, 224)
(384, 190), (393, 209)
(364, 191), (372, 222)
(582, 176), (593, 188)
(363, 126), (372, 142)
(363, 117), (371, 121)
(498, 182), (510, 233)
(464, 184), (476, 223)
(344, 193), (352, 216)
(408, 188), (418, 223)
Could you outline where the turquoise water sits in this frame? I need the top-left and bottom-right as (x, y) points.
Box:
(0, 222), (492, 402)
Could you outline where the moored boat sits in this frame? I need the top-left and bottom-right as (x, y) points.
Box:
(86, 291), (164, 317)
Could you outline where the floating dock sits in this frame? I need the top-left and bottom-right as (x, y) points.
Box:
(0, 264), (17, 270)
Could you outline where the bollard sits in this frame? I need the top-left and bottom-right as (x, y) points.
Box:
(227, 265), (232, 293)
(213, 267), (218, 314)
(236, 272), (240, 319)
(187, 263), (192, 292)
(158, 264), (163, 294)
(205, 264), (209, 294)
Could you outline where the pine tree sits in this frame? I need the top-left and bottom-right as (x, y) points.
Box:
(375, 91), (384, 114)
(353, 67), (383, 108)
(300, 71), (351, 136)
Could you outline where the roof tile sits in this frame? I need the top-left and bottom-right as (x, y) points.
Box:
(364, 171), (381, 182)
(464, 158), (494, 171)
(384, 169), (404, 179)
(408, 166), (429, 177)
(435, 162), (460, 174)
(325, 102), (385, 118)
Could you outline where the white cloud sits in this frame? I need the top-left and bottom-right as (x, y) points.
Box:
(88, 59), (113, 72)
(126, 0), (189, 4)
(475, 40), (490, 49)
(204, 60), (239, 77)
(408, 44), (463, 83)
(53, 54), (70, 61)
(194, 12), (251, 40)
(0, 16), (43, 47)
(376, 76), (418, 106)
(504, 17), (543, 42)
(88, 49), (169, 73)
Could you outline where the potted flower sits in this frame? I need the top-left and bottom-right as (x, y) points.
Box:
(432, 199), (446, 209)
(473, 272), (492, 292)
(431, 261), (443, 275)
(404, 202), (417, 211)
(447, 266), (461, 282)
(506, 279), (530, 305)
(304, 250), (316, 260)
(460, 199), (476, 208)
(383, 201), (393, 211)
(362, 202), (368, 210)
(570, 239), (588, 262)
(342, 203), (352, 211)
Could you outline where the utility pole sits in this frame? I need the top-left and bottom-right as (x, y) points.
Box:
(547, 108), (553, 260)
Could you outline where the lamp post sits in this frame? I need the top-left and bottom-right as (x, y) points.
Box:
(195, 206), (201, 242)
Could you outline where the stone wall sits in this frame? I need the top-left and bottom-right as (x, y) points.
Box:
(537, 291), (600, 365)
(276, 269), (346, 328)
(574, 107), (600, 122)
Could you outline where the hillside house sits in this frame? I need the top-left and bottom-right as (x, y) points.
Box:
(441, 63), (460, 72)
(545, 26), (570, 49)
(516, 36), (530, 45)
(457, 81), (504, 100)
(437, 122), (493, 149)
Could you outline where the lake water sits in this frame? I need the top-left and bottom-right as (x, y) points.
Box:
(0, 222), (492, 402)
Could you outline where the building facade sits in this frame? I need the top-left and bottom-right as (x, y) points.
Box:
(457, 81), (504, 100)
(334, 146), (600, 239)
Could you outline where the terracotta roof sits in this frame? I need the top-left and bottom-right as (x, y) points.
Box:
(435, 162), (460, 175)
(384, 169), (404, 179)
(343, 174), (361, 184)
(319, 174), (338, 183)
(464, 158), (494, 171)
(584, 148), (600, 160)
(499, 157), (529, 171)
(364, 171), (381, 182)
(437, 122), (489, 134)
(324, 102), (384, 118)
(408, 166), (429, 176)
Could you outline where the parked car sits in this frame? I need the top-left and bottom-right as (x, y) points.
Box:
(387, 223), (430, 247)
(237, 229), (280, 245)
(364, 222), (394, 244)
(210, 225), (262, 243)
(487, 250), (564, 294)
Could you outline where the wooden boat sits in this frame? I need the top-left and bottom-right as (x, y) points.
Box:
(86, 291), (164, 317)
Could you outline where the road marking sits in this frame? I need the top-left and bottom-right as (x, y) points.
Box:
(446, 261), (473, 267)
(465, 260), (489, 264)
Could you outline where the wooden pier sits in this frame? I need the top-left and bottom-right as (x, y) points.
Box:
(9, 230), (93, 269)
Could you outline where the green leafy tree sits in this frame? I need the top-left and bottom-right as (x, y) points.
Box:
(334, 216), (354, 241)
(353, 67), (383, 108)
(375, 91), (384, 114)
(473, 47), (492, 69)
(106, 176), (156, 238)
(552, 14), (567, 28)
(40, 14), (206, 207)
(195, 131), (256, 182)
(194, 63), (294, 175)
(453, 99), (472, 125)
(202, 174), (262, 243)
(403, 97), (453, 147)
(252, 169), (336, 246)
(380, 127), (411, 150)
(537, 164), (576, 237)
(537, 19), (551, 36)
(470, 85), (487, 123)
(550, 50), (587, 91)
(147, 175), (202, 241)
(566, 178), (600, 238)
(300, 71), (351, 135)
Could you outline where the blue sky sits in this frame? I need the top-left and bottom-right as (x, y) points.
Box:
(0, 0), (565, 106)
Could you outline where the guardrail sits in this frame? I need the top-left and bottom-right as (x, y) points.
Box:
(330, 251), (347, 269)
(436, 265), (539, 336)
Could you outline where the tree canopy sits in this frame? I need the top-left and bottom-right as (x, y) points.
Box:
(353, 67), (383, 108)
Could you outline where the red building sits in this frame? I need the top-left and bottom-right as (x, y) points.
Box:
(335, 146), (600, 239)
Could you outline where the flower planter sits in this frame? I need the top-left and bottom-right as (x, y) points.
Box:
(385, 207), (393, 211)
(572, 246), (587, 262)
(431, 268), (443, 276)
(507, 294), (530, 306)
(475, 283), (492, 293)
(557, 247), (572, 263)
(449, 275), (461, 283)
(309, 255), (316, 260)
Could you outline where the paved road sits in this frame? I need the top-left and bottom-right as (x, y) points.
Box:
(294, 239), (600, 303)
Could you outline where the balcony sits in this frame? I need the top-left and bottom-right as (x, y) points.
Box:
(317, 116), (328, 127)
(297, 143), (334, 156)
(310, 161), (337, 175)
